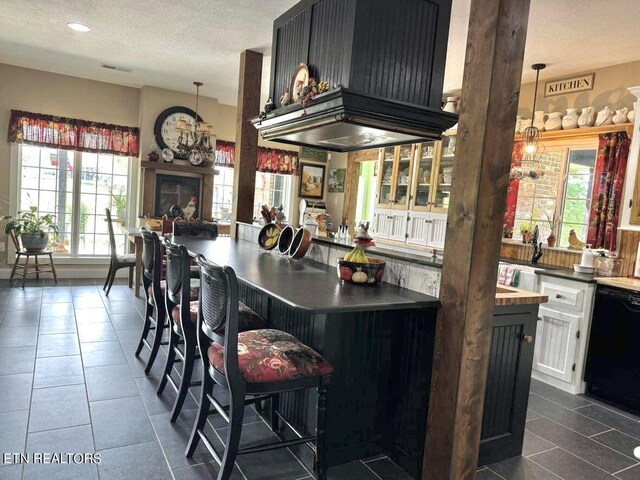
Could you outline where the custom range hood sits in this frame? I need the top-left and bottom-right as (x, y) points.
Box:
(253, 0), (457, 152)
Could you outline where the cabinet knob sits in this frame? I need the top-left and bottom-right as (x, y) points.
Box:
(522, 335), (534, 344)
(555, 294), (563, 299)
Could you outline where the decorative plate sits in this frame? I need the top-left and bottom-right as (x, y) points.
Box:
(162, 148), (174, 163)
(289, 63), (309, 103)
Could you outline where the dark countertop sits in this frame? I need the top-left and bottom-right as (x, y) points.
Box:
(312, 236), (444, 268)
(172, 236), (440, 314)
(535, 268), (597, 284)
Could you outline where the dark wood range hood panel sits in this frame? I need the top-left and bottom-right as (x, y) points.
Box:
(254, 0), (457, 151)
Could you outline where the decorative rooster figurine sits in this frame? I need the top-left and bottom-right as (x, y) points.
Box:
(568, 229), (586, 250)
(182, 196), (197, 221)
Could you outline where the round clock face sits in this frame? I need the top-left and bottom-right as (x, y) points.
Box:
(154, 107), (203, 158)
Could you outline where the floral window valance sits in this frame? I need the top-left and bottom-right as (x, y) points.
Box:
(215, 140), (236, 167)
(257, 147), (299, 175)
(8, 110), (140, 157)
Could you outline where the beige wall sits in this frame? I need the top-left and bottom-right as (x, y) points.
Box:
(517, 60), (640, 118)
(326, 152), (348, 225)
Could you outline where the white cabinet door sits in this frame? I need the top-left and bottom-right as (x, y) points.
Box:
(388, 211), (409, 242)
(427, 212), (447, 249)
(407, 212), (430, 246)
(372, 208), (393, 239)
(533, 306), (580, 383)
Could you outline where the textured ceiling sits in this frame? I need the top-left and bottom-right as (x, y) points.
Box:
(0, 0), (639, 105)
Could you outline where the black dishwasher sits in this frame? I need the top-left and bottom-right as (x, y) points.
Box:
(584, 285), (640, 415)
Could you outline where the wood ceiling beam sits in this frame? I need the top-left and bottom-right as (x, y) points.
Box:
(423, 0), (531, 478)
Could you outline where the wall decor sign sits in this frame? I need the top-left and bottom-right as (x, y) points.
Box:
(544, 72), (595, 97)
(298, 162), (326, 199)
(300, 146), (328, 163)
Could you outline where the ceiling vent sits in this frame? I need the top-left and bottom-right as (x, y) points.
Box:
(101, 64), (132, 73)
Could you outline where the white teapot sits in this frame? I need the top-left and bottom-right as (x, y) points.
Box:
(578, 106), (595, 127)
(544, 112), (563, 131)
(595, 106), (614, 126)
(612, 107), (629, 124)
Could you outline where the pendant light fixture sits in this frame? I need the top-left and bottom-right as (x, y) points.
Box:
(511, 63), (546, 181)
(176, 81), (217, 166)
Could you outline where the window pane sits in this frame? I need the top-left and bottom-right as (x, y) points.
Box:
(566, 174), (593, 200)
(21, 145), (40, 167)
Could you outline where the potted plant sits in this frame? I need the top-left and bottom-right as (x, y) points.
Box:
(4, 206), (59, 252)
(519, 223), (533, 244)
(544, 212), (559, 247)
(109, 186), (127, 224)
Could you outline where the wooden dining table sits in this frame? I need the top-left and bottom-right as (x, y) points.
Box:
(121, 226), (143, 297)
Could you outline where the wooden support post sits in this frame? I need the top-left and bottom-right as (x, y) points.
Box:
(231, 49), (263, 236)
(423, 0), (531, 478)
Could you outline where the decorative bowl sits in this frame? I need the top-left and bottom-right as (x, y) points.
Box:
(337, 258), (386, 285)
(258, 224), (281, 250)
(289, 228), (312, 259)
(278, 226), (295, 254)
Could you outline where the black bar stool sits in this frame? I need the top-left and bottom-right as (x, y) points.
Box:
(136, 228), (168, 373)
(158, 239), (266, 422)
(185, 255), (333, 480)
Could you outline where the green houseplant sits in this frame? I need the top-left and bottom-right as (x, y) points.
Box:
(4, 206), (59, 252)
(109, 186), (127, 223)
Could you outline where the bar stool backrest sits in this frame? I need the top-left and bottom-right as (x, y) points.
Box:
(163, 239), (190, 310)
(196, 255), (241, 380)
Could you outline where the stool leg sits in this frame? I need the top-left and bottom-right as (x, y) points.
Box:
(157, 324), (178, 396)
(103, 263), (113, 290)
(170, 329), (196, 423)
(128, 266), (134, 288)
(9, 254), (20, 283)
(270, 394), (280, 432)
(186, 366), (213, 457)
(34, 255), (39, 280)
(105, 267), (116, 297)
(218, 387), (246, 480)
(144, 307), (165, 374)
(135, 299), (153, 357)
(49, 254), (58, 284)
(22, 255), (30, 288)
(315, 383), (328, 480)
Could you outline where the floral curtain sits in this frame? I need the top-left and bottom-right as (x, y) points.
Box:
(214, 140), (235, 167)
(587, 132), (630, 250)
(256, 147), (299, 175)
(7, 110), (139, 156)
(503, 141), (523, 236)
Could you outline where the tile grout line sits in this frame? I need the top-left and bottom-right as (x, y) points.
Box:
(537, 445), (629, 478)
(572, 400), (640, 424)
(528, 410), (640, 464)
(612, 462), (640, 476)
(522, 446), (566, 479)
(589, 427), (615, 438)
(484, 465), (507, 479)
(360, 459), (385, 480)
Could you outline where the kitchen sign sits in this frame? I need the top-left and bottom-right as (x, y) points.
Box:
(544, 72), (595, 97)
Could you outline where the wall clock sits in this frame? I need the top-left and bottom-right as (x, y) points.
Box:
(154, 106), (203, 159)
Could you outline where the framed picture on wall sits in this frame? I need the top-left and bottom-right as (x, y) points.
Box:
(298, 163), (326, 199)
(328, 168), (345, 192)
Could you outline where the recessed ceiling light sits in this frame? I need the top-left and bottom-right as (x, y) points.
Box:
(66, 22), (91, 32)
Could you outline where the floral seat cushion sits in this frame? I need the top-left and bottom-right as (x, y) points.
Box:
(207, 329), (333, 384)
(172, 301), (266, 333)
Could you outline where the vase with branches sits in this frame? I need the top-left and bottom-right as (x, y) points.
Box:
(544, 212), (559, 247)
(109, 186), (127, 224)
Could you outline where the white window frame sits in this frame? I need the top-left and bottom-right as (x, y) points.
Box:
(253, 172), (292, 221)
(13, 145), (133, 259)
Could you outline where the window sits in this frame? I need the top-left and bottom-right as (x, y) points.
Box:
(513, 151), (563, 239)
(18, 145), (130, 257)
(558, 149), (597, 246)
(253, 172), (291, 220)
(212, 166), (234, 221)
(511, 147), (598, 247)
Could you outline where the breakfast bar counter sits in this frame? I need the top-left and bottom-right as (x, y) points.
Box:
(173, 236), (440, 469)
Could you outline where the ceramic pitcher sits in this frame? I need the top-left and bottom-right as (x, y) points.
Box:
(562, 108), (579, 129)
(578, 106), (595, 127)
(595, 106), (614, 126)
(544, 112), (563, 131)
(612, 107), (629, 124)
(629, 102), (637, 125)
(533, 111), (547, 131)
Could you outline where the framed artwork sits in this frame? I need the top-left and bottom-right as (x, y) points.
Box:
(300, 146), (328, 163)
(298, 162), (326, 199)
(328, 168), (345, 192)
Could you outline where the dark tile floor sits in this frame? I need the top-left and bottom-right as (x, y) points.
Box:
(0, 279), (639, 479)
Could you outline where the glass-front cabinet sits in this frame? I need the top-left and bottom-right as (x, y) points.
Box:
(376, 145), (416, 210)
(431, 134), (456, 212)
(411, 141), (437, 211)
